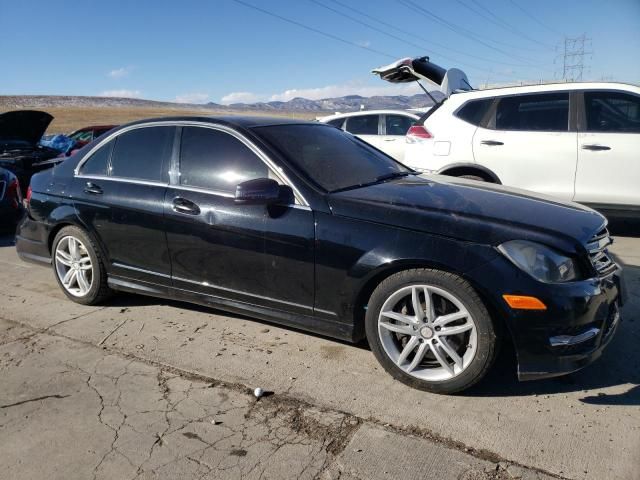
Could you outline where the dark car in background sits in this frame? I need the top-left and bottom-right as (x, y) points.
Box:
(15, 116), (624, 393)
(0, 110), (63, 192)
(0, 167), (23, 230)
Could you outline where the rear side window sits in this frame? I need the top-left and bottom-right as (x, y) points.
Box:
(385, 115), (414, 135)
(495, 93), (569, 131)
(179, 127), (268, 192)
(109, 126), (174, 182)
(456, 99), (493, 126)
(80, 140), (113, 176)
(345, 115), (379, 135)
(585, 91), (640, 133)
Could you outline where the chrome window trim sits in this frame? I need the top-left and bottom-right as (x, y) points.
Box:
(74, 120), (309, 207)
(75, 174), (169, 188)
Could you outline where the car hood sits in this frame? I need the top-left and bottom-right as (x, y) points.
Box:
(327, 175), (606, 251)
(0, 110), (53, 147)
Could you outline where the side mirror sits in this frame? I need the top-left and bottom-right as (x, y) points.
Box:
(234, 178), (281, 204)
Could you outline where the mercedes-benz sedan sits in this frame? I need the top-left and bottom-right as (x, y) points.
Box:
(16, 116), (624, 393)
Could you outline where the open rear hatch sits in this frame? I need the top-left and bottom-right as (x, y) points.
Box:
(372, 57), (471, 97)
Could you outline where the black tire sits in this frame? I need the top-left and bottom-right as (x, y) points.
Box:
(365, 268), (498, 394)
(52, 225), (112, 305)
(459, 174), (487, 182)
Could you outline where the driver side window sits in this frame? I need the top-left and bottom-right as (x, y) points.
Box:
(179, 127), (270, 193)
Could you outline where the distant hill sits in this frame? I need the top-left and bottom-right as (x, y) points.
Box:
(1, 92), (443, 113)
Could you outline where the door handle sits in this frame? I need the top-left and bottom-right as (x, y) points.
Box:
(582, 144), (611, 151)
(383, 138), (397, 142)
(84, 182), (103, 195)
(172, 197), (200, 215)
(480, 140), (504, 146)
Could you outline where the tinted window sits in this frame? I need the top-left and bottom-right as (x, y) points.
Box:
(254, 124), (410, 192)
(327, 118), (344, 128)
(585, 91), (640, 133)
(495, 93), (569, 131)
(80, 140), (113, 176)
(109, 126), (174, 182)
(345, 115), (379, 135)
(180, 127), (269, 192)
(385, 115), (414, 135)
(456, 99), (493, 126)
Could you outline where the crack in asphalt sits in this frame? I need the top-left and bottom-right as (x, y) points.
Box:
(0, 394), (70, 409)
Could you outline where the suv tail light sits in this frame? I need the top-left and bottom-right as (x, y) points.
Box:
(24, 185), (32, 210)
(406, 125), (433, 143)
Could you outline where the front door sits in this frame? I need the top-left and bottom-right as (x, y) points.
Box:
(164, 125), (315, 316)
(472, 92), (577, 200)
(382, 114), (416, 161)
(344, 114), (386, 152)
(575, 90), (640, 210)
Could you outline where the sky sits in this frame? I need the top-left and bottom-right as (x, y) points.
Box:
(1, 0), (639, 104)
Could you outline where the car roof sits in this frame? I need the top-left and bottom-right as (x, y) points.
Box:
(120, 115), (319, 130)
(319, 110), (420, 122)
(446, 81), (640, 104)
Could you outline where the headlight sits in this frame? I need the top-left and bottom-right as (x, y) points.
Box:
(498, 240), (579, 283)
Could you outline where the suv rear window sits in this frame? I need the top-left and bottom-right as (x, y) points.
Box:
(584, 91), (640, 133)
(495, 93), (569, 131)
(455, 99), (493, 126)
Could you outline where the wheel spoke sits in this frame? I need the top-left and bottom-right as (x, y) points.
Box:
(438, 337), (463, 369)
(381, 310), (416, 325)
(380, 321), (414, 336)
(55, 254), (72, 267)
(68, 238), (78, 259)
(62, 269), (77, 287)
(433, 311), (468, 327)
(412, 286), (424, 320)
(423, 287), (435, 322)
(430, 342), (454, 376)
(76, 270), (90, 293)
(407, 342), (428, 372)
(396, 336), (419, 366)
(439, 322), (473, 336)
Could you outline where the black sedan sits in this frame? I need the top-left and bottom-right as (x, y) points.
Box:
(15, 116), (624, 393)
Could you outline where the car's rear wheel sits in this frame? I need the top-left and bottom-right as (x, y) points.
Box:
(52, 226), (112, 305)
(365, 269), (498, 394)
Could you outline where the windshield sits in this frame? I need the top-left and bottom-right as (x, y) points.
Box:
(253, 124), (411, 192)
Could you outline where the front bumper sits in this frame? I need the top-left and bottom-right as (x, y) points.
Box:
(466, 256), (624, 381)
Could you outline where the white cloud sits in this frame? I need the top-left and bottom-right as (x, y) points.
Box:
(220, 91), (264, 104)
(108, 67), (132, 79)
(174, 92), (210, 104)
(356, 40), (371, 48)
(220, 81), (422, 105)
(99, 89), (142, 98)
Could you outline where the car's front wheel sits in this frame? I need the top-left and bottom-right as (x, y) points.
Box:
(365, 269), (498, 394)
(52, 226), (112, 305)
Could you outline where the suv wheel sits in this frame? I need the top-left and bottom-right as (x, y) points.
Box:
(365, 269), (498, 394)
(52, 226), (112, 305)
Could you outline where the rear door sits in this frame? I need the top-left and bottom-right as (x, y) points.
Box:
(472, 92), (577, 200)
(575, 90), (640, 209)
(381, 114), (415, 161)
(73, 125), (174, 285)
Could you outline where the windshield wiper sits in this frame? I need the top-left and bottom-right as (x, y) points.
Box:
(330, 171), (413, 193)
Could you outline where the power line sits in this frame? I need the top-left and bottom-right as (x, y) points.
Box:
(457, 0), (555, 49)
(311, 0), (527, 75)
(324, 0), (542, 68)
(228, 0), (396, 59)
(510, 0), (563, 36)
(397, 0), (540, 64)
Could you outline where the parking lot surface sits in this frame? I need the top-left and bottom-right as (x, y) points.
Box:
(0, 233), (638, 479)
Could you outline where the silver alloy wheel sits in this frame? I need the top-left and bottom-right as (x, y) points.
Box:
(377, 284), (478, 382)
(54, 236), (94, 297)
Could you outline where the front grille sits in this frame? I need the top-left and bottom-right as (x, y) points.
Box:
(585, 227), (616, 277)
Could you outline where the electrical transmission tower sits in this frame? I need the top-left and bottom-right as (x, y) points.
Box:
(561, 34), (592, 81)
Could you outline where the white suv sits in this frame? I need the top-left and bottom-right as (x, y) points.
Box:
(373, 58), (640, 219)
(319, 110), (419, 161)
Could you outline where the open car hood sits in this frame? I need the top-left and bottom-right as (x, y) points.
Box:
(0, 110), (53, 147)
(372, 57), (471, 97)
